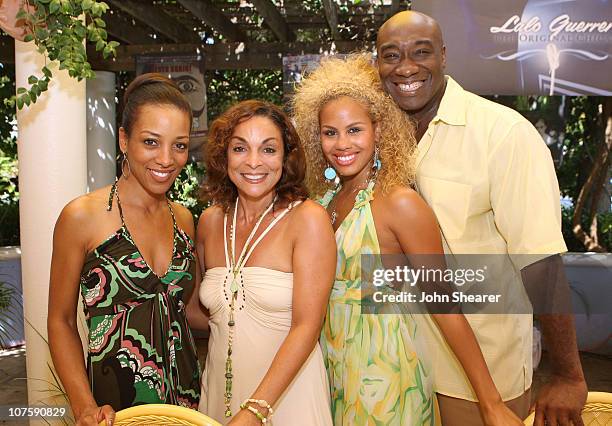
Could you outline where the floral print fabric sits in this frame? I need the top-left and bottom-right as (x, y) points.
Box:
(320, 182), (435, 425)
(79, 196), (201, 411)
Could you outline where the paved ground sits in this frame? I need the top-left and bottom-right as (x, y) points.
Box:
(1, 345), (610, 424)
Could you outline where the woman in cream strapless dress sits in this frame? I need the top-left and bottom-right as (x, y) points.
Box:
(192, 100), (335, 425)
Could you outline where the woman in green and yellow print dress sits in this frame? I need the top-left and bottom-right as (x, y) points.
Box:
(292, 53), (524, 426)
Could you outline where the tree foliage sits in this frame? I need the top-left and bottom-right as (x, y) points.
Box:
(492, 95), (611, 251)
(0, 64), (19, 246)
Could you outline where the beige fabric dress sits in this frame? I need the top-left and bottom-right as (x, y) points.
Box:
(198, 202), (332, 425)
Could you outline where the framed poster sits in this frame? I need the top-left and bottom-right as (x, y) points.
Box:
(136, 54), (207, 160)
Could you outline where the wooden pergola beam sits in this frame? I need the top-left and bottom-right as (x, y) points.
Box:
(88, 41), (370, 71)
(107, 0), (198, 43)
(321, 0), (342, 40)
(104, 11), (154, 45)
(177, 0), (246, 42)
(250, 0), (295, 42)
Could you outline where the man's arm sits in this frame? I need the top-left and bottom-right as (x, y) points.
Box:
(488, 118), (587, 426)
(522, 255), (587, 426)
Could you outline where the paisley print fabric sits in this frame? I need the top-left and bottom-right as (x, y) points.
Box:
(79, 188), (201, 411)
(319, 182), (436, 425)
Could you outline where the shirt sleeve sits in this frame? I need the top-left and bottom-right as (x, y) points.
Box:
(488, 118), (567, 271)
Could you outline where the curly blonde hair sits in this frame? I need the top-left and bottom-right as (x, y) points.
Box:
(291, 52), (417, 199)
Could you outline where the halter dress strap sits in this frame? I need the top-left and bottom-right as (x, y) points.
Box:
(239, 200), (302, 266)
(112, 181), (177, 239)
(223, 213), (231, 268)
(223, 199), (303, 269)
(114, 185), (128, 229)
(107, 179), (118, 211)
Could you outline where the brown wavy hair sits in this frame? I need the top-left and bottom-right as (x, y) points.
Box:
(291, 52), (417, 199)
(201, 100), (308, 210)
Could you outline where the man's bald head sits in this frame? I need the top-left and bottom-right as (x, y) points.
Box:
(377, 11), (444, 50)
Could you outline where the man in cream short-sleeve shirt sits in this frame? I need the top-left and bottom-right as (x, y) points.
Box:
(376, 11), (587, 426)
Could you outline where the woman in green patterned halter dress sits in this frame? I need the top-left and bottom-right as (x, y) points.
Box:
(292, 54), (524, 426)
(48, 74), (201, 425)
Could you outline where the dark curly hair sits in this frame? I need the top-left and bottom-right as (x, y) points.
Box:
(201, 100), (308, 210)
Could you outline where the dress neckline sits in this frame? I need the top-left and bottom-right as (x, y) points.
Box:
(322, 181), (376, 236)
(109, 180), (178, 279)
(205, 265), (293, 276)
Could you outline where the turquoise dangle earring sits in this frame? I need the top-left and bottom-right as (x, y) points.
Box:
(373, 146), (381, 170)
(324, 165), (340, 187)
(324, 165), (337, 181)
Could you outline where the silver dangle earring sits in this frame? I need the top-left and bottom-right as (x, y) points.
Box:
(121, 151), (131, 178)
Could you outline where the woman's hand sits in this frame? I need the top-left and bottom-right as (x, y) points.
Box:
(480, 400), (524, 426)
(76, 404), (115, 426)
(227, 408), (263, 426)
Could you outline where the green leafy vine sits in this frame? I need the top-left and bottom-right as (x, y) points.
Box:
(14, 0), (119, 109)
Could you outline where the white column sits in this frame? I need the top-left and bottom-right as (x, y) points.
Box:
(15, 39), (86, 419)
(86, 71), (116, 192)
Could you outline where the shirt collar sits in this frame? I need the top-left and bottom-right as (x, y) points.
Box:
(432, 76), (467, 126)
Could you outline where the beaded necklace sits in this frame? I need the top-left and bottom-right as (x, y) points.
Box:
(223, 195), (277, 418)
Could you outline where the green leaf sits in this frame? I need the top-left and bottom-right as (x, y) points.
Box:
(90, 3), (101, 17)
(23, 34), (34, 43)
(39, 79), (49, 91)
(34, 6), (47, 20)
(61, 1), (71, 14)
(23, 93), (31, 106)
(95, 39), (105, 51)
(82, 0), (94, 11)
(108, 40), (120, 49)
(34, 27), (49, 40)
(30, 91), (37, 103)
(74, 24), (86, 39)
(27, 75), (38, 85)
(15, 9), (27, 20)
(94, 18), (106, 28)
(16, 87), (27, 94)
(17, 97), (24, 110)
(42, 66), (52, 78)
(49, 0), (60, 14)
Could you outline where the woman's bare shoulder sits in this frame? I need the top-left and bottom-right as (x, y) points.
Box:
(54, 185), (116, 249)
(378, 185), (434, 220)
(290, 199), (329, 222)
(196, 205), (224, 239)
(288, 199), (333, 238)
(169, 201), (195, 236)
(59, 186), (113, 224)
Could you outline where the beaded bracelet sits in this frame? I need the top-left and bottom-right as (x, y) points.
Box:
(243, 399), (274, 417)
(240, 402), (267, 424)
